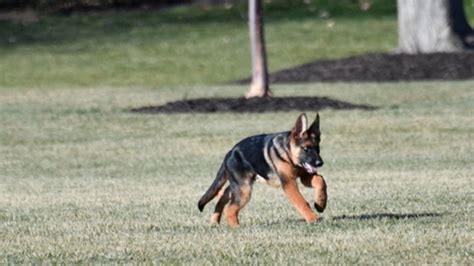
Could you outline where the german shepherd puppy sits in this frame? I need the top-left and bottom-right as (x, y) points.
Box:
(198, 113), (327, 227)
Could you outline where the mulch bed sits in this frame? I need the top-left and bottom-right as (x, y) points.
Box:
(130, 96), (377, 113)
(132, 52), (473, 113)
(237, 52), (474, 84)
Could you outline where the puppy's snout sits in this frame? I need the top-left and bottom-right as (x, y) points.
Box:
(315, 159), (324, 168)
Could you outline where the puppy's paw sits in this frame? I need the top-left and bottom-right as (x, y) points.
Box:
(314, 202), (326, 213)
(305, 214), (322, 223)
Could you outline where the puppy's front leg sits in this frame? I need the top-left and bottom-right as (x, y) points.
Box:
(300, 174), (327, 212)
(282, 179), (320, 223)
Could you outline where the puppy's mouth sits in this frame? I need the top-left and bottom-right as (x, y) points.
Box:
(302, 162), (318, 174)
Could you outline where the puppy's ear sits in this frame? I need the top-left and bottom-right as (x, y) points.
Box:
(308, 113), (320, 134)
(292, 113), (308, 139)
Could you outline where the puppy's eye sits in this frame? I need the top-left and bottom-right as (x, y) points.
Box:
(303, 147), (310, 152)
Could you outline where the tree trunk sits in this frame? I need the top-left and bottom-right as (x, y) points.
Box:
(450, 0), (474, 47)
(397, 0), (473, 53)
(246, 0), (272, 98)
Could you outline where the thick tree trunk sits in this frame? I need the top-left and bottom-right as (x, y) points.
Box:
(397, 0), (473, 53)
(246, 0), (272, 98)
(450, 0), (474, 47)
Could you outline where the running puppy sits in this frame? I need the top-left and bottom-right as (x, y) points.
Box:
(197, 113), (327, 227)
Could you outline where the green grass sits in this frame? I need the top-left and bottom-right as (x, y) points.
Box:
(1, 82), (473, 263)
(0, 0), (400, 88)
(1, 0), (473, 89)
(0, 1), (473, 263)
(2, 0), (473, 89)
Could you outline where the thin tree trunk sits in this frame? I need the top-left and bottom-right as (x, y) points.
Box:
(246, 0), (272, 98)
(397, 0), (472, 53)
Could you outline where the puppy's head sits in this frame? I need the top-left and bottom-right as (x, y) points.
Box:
(289, 113), (323, 174)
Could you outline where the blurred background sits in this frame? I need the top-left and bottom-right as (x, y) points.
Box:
(1, 0), (471, 89)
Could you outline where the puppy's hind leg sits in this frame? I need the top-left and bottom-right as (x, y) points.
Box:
(225, 171), (254, 227)
(210, 186), (231, 225)
(223, 149), (255, 227)
(225, 179), (253, 227)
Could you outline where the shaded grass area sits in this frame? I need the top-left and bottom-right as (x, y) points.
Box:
(1, 0), (474, 89)
(0, 82), (473, 263)
(0, 0), (399, 88)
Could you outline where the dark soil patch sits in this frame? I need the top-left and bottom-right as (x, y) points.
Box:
(237, 52), (474, 83)
(133, 52), (474, 114)
(131, 96), (377, 113)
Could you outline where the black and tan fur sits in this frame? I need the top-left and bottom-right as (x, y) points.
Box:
(198, 113), (327, 227)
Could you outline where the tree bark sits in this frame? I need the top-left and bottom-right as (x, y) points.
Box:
(246, 0), (272, 98)
(397, 0), (473, 54)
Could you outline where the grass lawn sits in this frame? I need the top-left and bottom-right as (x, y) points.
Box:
(1, 1), (473, 89)
(0, 0), (400, 88)
(1, 0), (473, 263)
(1, 82), (473, 263)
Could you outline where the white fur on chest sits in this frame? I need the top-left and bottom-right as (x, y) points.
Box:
(256, 174), (282, 188)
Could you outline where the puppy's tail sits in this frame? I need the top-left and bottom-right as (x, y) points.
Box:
(198, 162), (227, 212)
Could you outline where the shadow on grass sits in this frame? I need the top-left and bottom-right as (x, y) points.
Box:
(332, 212), (444, 221)
(251, 212), (444, 227)
(148, 212), (444, 231)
